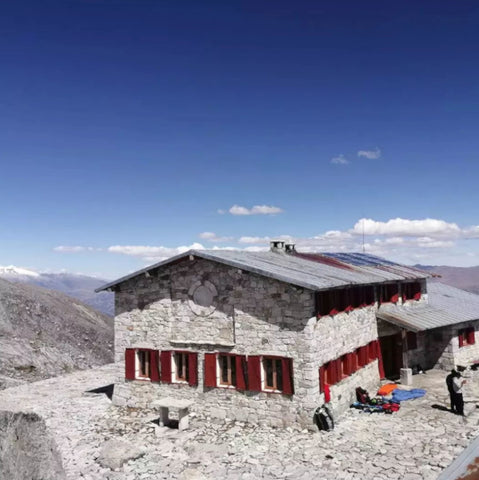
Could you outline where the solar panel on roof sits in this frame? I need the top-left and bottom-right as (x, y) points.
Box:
(322, 252), (400, 267)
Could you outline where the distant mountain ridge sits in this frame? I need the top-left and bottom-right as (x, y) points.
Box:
(0, 266), (113, 316)
(415, 264), (479, 295)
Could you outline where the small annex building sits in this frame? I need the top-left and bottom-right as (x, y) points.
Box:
(96, 241), (479, 428)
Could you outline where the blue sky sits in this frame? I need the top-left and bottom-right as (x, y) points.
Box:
(2, 1), (479, 278)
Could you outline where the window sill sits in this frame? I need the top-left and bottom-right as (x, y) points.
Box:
(262, 388), (287, 395)
(217, 384), (237, 390)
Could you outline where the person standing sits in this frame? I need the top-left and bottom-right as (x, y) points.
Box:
(446, 369), (457, 413)
(452, 370), (467, 416)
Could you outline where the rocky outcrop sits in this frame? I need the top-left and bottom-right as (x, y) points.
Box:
(0, 278), (113, 388)
(0, 411), (66, 480)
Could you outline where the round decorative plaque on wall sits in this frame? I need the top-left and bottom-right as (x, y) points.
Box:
(188, 280), (218, 316)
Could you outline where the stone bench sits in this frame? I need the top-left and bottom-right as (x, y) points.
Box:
(151, 397), (194, 431)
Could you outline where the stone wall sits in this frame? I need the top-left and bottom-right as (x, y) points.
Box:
(112, 256), (383, 428)
(311, 305), (381, 413)
(114, 257), (318, 428)
(451, 321), (479, 367)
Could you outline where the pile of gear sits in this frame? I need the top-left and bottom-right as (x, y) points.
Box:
(351, 387), (400, 414)
(351, 384), (426, 414)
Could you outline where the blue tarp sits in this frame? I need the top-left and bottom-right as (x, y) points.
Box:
(391, 388), (426, 403)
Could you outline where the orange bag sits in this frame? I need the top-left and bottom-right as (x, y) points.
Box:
(377, 383), (399, 396)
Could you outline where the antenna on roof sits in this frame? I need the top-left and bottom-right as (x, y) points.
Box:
(362, 218), (365, 253)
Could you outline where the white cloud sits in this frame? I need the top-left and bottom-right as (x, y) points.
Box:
(330, 154), (349, 165)
(238, 236), (271, 244)
(198, 232), (233, 242)
(107, 243), (205, 262)
(358, 147), (381, 159)
(53, 246), (97, 253)
(352, 218), (461, 238)
(229, 205), (283, 215)
(217, 209), (226, 215)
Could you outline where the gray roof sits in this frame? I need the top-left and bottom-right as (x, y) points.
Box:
(377, 282), (479, 332)
(96, 249), (428, 293)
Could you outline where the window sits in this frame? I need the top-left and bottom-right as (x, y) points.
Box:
(219, 354), (237, 387)
(262, 357), (283, 391)
(340, 354), (350, 377)
(403, 282), (421, 302)
(136, 349), (150, 378)
(380, 284), (399, 304)
(174, 352), (189, 382)
(316, 286), (376, 317)
(459, 328), (475, 348)
(160, 350), (198, 386)
(204, 353), (246, 390)
(124, 348), (160, 382)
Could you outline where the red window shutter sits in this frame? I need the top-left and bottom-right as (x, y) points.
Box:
(282, 357), (294, 395)
(358, 346), (367, 367)
(319, 365), (326, 393)
(329, 361), (337, 385)
(459, 332), (464, 348)
(363, 345), (369, 364)
(204, 353), (217, 388)
(160, 351), (172, 383)
(347, 352), (355, 373)
(390, 293), (399, 303)
(188, 352), (198, 386)
(247, 355), (262, 392)
(334, 359), (342, 383)
(149, 349), (160, 382)
(236, 355), (247, 390)
(324, 361), (332, 385)
(368, 342), (375, 361)
(125, 348), (136, 380)
(468, 329), (475, 345)
(376, 340), (385, 379)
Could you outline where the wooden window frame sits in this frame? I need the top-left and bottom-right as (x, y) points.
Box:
(218, 353), (237, 388)
(173, 351), (189, 383)
(261, 356), (284, 392)
(136, 349), (151, 380)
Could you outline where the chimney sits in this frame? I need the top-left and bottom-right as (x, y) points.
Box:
(284, 243), (296, 254)
(270, 240), (285, 253)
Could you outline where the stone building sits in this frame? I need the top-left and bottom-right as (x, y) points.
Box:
(96, 242), (478, 428)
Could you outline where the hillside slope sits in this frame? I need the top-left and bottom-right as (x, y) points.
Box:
(418, 265), (479, 295)
(0, 278), (113, 389)
(0, 267), (114, 316)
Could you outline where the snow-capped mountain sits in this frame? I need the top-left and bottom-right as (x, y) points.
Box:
(0, 266), (113, 316)
(0, 265), (40, 278)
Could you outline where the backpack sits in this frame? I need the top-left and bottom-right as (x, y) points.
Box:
(314, 405), (335, 431)
(356, 387), (371, 404)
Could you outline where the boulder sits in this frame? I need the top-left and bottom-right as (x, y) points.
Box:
(97, 439), (145, 470)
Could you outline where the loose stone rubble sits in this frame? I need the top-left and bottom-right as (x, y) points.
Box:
(2, 364), (479, 479)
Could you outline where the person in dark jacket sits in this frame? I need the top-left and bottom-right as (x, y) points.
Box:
(446, 369), (457, 413)
(452, 370), (467, 416)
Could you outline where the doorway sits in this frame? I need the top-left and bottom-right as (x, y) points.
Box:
(379, 333), (403, 379)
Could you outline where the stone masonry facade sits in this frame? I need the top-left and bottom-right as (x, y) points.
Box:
(112, 256), (383, 429)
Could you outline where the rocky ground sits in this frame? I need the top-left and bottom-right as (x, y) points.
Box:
(1, 364), (479, 479)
